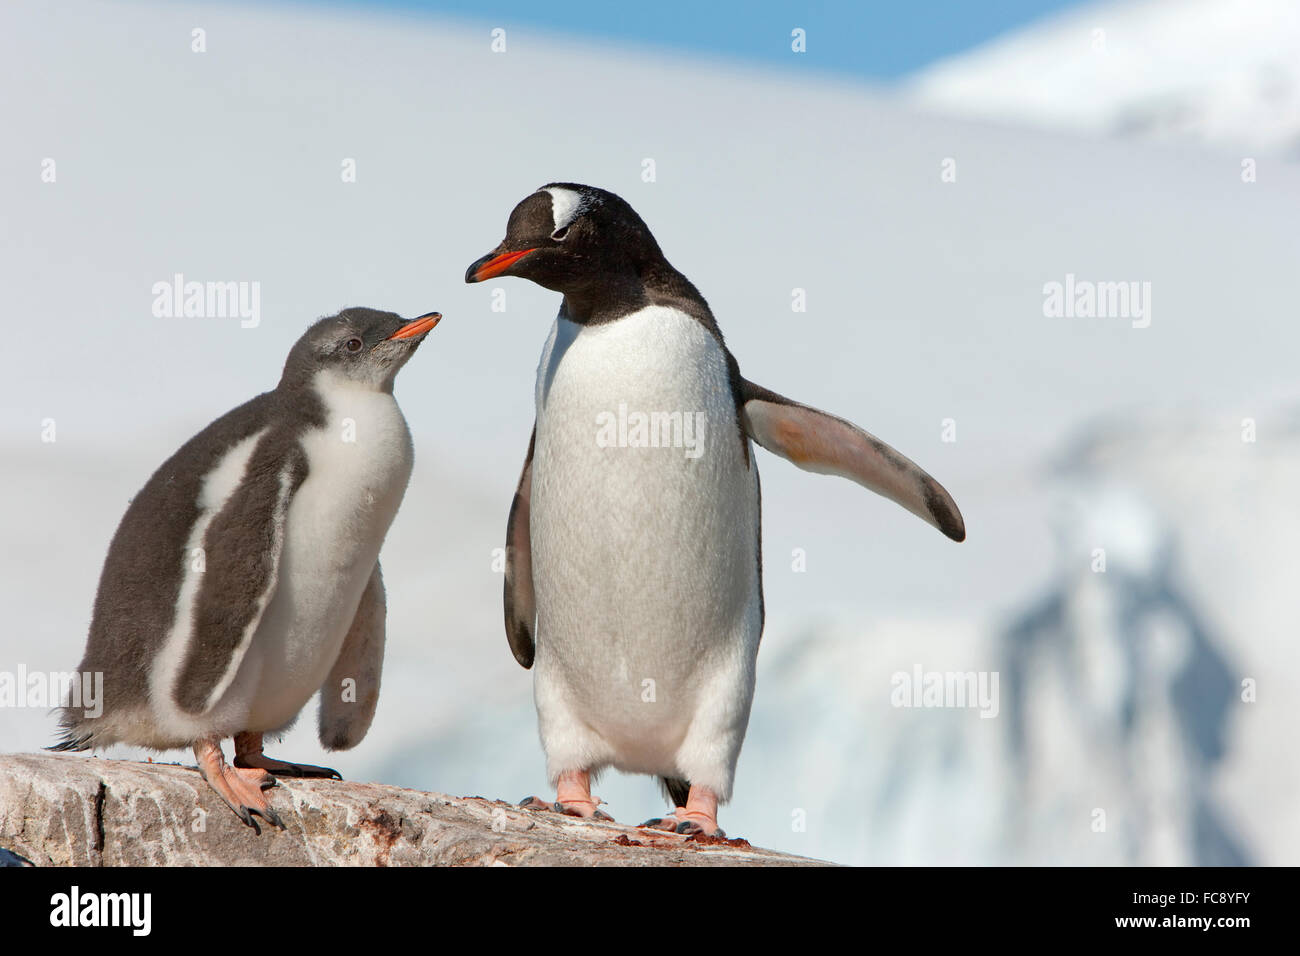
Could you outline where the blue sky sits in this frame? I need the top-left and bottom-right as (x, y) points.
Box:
(295, 0), (1086, 80)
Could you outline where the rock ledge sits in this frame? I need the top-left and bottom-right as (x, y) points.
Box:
(0, 753), (826, 866)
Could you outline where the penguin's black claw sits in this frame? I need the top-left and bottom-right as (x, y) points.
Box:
(554, 801), (614, 821)
(638, 815), (726, 838)
(230, 803), (288, 833)
(638, 816), (680, 832)
(261, 807), (287, 830)
(273, 764), (341, 780)
(518, 795), (614, 821)
(288, 763), (339, 780)
(675, 819), (725, 838)
(239, 757), (341, 780)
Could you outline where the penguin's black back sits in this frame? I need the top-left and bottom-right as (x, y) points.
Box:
(54, 387), (324, 749)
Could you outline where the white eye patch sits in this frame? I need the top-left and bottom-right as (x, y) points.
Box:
(543, 187), (586, 233)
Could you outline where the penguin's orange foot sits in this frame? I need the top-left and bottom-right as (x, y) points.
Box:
(518, 768), (614, 821)
(232, 731), (341, 779)
(219, 767), (283, 831)
(639, 807), (725, 838)
(638, 784), (724, 838)
(194, 737), (285, 831)
(517, 795), (613, 821)
(557, 799), (614, 821)
(234, 753), (342, 780)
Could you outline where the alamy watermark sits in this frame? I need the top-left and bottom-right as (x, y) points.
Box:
(1043, 273), (1151, 328)
(0, 666), (102, 717)
(890, 665), (999, 718)
(151, 273), (260, 328)
(50, 886), (151, 936)
(595, 403), (706, 459)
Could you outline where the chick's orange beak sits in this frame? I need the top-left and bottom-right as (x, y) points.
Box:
(387, 312), (441, 340)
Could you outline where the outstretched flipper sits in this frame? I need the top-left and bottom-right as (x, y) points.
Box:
(173, 442), (309, 715)
(503, 427), (537, 668)
(740, 380), (965, 542)
(318, 561), (387, 751)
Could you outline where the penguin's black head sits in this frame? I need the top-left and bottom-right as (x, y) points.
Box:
(279, 307), (440, 393)
(465, 183), (664, 296)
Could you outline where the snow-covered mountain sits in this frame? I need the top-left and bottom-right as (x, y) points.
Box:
(907, 0), (1300, 157)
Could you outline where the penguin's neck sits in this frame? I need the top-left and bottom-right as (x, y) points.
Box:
(302, 367), (413, 490)
(559, 275), (649, 326)
(306, 368), (408, 446)
(560, 268), (726, 370)
(310, 367), (393, 399)
(558, 253), (712, 324)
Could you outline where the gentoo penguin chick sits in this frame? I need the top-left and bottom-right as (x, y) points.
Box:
(52, 307), (440, 828)
(466, 184), (964, 837)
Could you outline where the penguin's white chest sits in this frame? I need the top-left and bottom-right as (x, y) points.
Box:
(530, 307), (762, 777)
(243, 372), (413, 729)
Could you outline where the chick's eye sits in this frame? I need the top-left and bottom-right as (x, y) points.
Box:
(345, 337), (363, 353)
(551, 225), (569, 241)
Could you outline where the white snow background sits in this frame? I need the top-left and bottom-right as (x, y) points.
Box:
(1, 0), (1296, 864)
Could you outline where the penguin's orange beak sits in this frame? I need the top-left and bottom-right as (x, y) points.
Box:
(465, 248), (536, 283)
(387, 312), (441, 340)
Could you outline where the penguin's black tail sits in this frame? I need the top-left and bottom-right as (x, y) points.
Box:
(48, 712), (93, 752)
(661, 776), (691, 809)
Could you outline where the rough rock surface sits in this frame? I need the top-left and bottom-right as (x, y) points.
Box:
(0, 753), (826, 866)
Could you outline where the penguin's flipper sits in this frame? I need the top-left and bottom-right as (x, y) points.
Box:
(740, 380), (965, 542)
(172, 446), (309, 715)
(503, 427), (537, 669)
(318, 561), (387, 751)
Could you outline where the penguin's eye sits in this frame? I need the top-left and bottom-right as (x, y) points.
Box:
(551, 225), (569, 241)
(345, 337), (363, 353)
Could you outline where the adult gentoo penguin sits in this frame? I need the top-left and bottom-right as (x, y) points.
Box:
(466, 183), (965, 836)
(52, 307), (440, 828)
